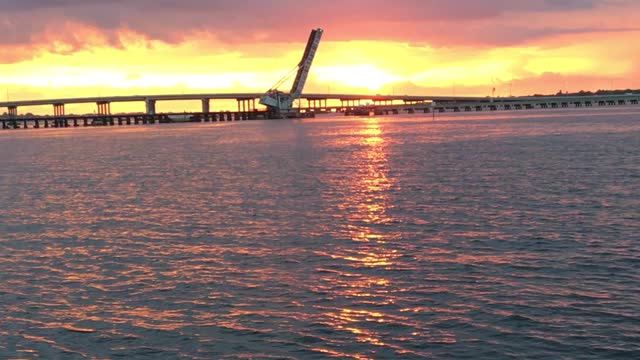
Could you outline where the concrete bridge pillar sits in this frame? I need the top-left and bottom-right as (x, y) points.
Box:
(202, 98), (210, 113)
(53, 103), (65, 116)
(145, 99), (156, 115)
(8, 106), (18, 118)
(97, 101), (111, 115)
(236, 98), (256, 112)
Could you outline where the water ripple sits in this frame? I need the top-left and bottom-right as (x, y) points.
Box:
(1, 113), (640, 358)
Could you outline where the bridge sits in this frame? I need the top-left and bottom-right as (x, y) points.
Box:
(0, 93), (265, 117)
(1, 26), (639, 129)
(0, 92), (486, 117)
(1, 92), (639, 130)
(1, 92), (638, 117)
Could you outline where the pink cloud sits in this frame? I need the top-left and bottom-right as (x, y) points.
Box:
(1, 0), (637, 49)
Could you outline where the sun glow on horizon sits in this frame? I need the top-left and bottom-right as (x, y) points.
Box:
(314, 64), (403, 91)
(0, 23), (639, 113)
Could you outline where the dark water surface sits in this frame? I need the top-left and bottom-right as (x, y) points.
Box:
(1, 109), (639, 359)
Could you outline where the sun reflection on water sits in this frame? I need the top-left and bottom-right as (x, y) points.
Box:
(347, 118), (394, 242)
(312, 117), (414, 355)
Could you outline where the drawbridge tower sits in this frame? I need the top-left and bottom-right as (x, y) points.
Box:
(260, 28), (323, 118)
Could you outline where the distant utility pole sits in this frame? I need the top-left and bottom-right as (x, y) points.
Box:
(432, 101), (436, 121)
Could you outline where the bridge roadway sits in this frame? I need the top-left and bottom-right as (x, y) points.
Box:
(0, 92), (503, 116)
(1, 92), (639, 118)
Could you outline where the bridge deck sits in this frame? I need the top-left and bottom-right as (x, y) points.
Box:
(2, 93), (638, 109)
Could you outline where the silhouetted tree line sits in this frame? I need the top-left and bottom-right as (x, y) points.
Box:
(532, 89), (639, 97)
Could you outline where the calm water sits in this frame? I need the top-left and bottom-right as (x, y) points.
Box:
(1, 109), (639, 359)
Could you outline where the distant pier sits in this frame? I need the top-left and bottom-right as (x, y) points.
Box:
(338, 93), (640, 116)
(0, 111), (269, 130)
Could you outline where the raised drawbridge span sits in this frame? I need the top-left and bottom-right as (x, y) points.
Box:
(259, 28), (323, 117)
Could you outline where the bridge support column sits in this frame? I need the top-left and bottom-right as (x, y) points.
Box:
(53, 103), (65, 117)
(145, 99), (156, 115)
(97, 101), (111, 115)
(202, 98), (210, 114)
(311, 99), (326, 111)
(236, 98), (256, 113)
(8, 106), (18, 118)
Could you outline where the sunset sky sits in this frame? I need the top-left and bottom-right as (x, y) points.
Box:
(1, 0), (639, 113)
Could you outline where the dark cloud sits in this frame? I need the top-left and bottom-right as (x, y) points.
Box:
(0, 0), (636, 49)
